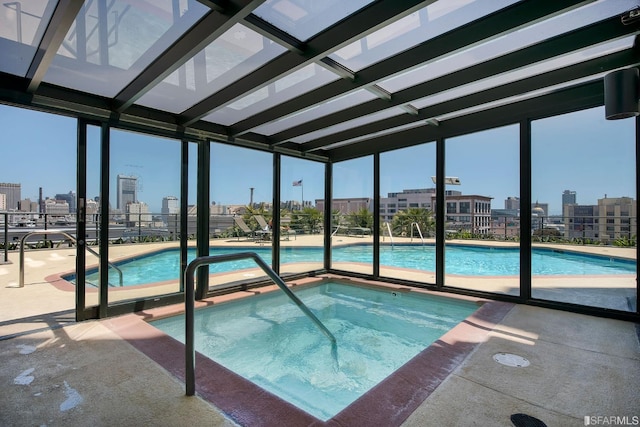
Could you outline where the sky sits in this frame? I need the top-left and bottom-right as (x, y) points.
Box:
(0, 104), (635, 215)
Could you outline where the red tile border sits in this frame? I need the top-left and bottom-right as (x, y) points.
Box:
(105, 279), (514, 427)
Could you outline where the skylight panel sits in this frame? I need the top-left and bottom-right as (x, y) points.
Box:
(291, 107), (404, 144)
(411, 37), (637, 111)
(43, 0), (208, 98)
(203, 63), (340, 126)
(251, 89), (378, 136)
(379, 0), (639, 93)
(328, 0), (518, 72)
(0, 0), (58, 76)
(252, 0), (374, 42)
(137, 24), (286, 114)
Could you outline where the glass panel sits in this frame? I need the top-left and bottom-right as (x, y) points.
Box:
(252, 0), (374, 42)
(138, 24), (286, 113)
(379, 0), (638, 93)
(0, 0), (56, 76)
(331, 156), (373, 275)
(209, 143), (273, 286)
(107, 129), (181, 304)
(531, 107), (636, 312)
(44, 1), (208, 97)
(0, 105), (76, 327)
(280, 156), (324, 275)
(379, 144), (436, 283)
(330, 0), (517, 72)
(85, 124), (101, 309)
(252, 89), (377, 136)
(444, 125), (519, 296)
(204, 63), (340, 126)
(292, 107), (404, 144)
(411, 37), (636, 111)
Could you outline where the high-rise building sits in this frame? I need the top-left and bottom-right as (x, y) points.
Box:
(0, 182), (21, 211)
(117, 175), (137, 211)
(0, 193), (6, 211)
(562, 190), (577, 208)
(379, 188), (435, 222)
(161, 196), (179, 223)
(55, 191), (77, 213)
(505, 196), (520, 210)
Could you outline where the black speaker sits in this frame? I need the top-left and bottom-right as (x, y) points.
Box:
(604, 68), (639, 120)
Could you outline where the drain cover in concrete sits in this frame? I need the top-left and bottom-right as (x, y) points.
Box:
(493, 352), (530, 367)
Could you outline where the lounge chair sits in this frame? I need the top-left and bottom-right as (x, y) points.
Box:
(234, 216), (259, 241)
(252, 215), (272, 241)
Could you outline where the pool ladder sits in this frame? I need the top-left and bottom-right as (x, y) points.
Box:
(184, 251), (338, 396)
(18, 230), (123, 287)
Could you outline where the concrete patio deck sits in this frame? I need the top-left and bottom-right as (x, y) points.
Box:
(0, 239), (638, 426)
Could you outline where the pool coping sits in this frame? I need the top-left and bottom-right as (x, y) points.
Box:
(105, 276), (514, 426)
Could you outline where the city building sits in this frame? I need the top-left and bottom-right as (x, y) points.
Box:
(44, 199), (70, 216)
(18, 198), (38, 212)
(315, 198), (372, 216)
(0, 193), (5, 211)
(505, 196), (520, 210)
(380, 188), (435, 222)
(117, 175), (138, 211)
(126, 202), (152, 227)
(161, 196), (179, 224)
(561, 196), (636, 243)
(55, 191), (77, 213)
(562, 189), (577, 207)
(0, 183), (20, 211)
(434, 194), (493, 235)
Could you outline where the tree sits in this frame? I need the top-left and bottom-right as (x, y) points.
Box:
(291, 207), (323, 234)
(390, 208), (434, 237)
(347, 207), (373, 229)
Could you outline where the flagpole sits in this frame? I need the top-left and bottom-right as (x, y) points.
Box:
(301, 181), (304, 210)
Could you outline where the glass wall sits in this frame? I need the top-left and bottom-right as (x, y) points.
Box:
(0, 106), (76, 318)
(280, 155), (325, 276)
(379, 143), (436, 283)
(331, 156), (373, 275)
(84, 124), (102, 309)
(107, 129), (182, 303)
(531, 107), (636, 311)
(209, 142), (273, 286)
(444, 125), (520, 295)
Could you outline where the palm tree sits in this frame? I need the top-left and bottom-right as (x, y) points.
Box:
(391, 208), (434, 237)
(291, 207), (323, 234)
(347, 207), (374, 229)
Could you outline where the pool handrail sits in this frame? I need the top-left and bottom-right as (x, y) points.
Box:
(383, 222), (394, 249)
(184, 251), (337, 396)
(19, 230), (123, 287)
(410, 222), (425, 246)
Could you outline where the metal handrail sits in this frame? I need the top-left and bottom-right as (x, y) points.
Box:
(19, 230), (123, 288)
(384, 222), (394, 249)
(185, 251), (338, 396)
(410, 222), (425, 246)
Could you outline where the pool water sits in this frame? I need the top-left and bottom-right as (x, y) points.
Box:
(150, 282), (478, 421)
(79, 245), (636, 287)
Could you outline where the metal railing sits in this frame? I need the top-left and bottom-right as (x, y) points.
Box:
(383, 222), (394, 249)
(410, 222), (425, 245)
(184, 251), (338, 396)
(18, 230), (123, 288)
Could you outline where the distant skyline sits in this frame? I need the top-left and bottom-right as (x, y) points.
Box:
(0, 104), (635, 216)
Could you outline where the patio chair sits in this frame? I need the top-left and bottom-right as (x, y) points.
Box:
(233, 216), (258, 240)
(252, 215), (272, 241)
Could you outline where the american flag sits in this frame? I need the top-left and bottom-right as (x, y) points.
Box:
(293, 179), (302, 186)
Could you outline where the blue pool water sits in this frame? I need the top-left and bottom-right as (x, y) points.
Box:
(79, 244), (635, 287)
(151, 281), (478, 421)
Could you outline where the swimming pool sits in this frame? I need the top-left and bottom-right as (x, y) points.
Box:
(77, 244), (636, 287)
(150, 281), (478, 421)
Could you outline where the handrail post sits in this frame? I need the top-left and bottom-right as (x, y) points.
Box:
(185, 252), (337, 397)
